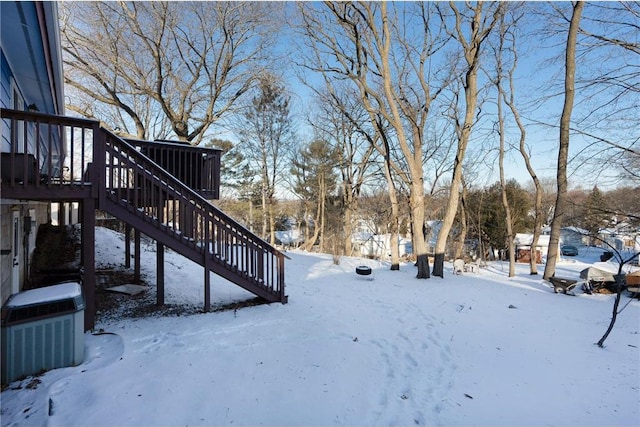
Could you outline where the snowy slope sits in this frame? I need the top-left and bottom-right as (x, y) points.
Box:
(1, 227), (638, 426)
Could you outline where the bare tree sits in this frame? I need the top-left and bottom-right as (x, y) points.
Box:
(571, 2), (640, 185)
(492, 11), (516, 277)
(236, 73), (296, 244)
(61, 1), (276, 144)
(523, 2), (638, 192)
(497, 7), (546, 276)
(544, 2), (584, 280)
(297, 1), (453, 278)
(316, 84), (404, 269)
(308, 86), (378, 256)
(322, 90), (409, 269)
(593, 240), (640, 348)
(451, 178), (469, 260)
(432, 1), (503, 277)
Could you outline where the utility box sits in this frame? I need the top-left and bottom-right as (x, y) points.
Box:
(1, 282), (85, 384)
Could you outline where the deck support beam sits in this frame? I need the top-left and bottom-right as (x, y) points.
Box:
(82, 198), (96, 331)
(157, 242), (164, 306)
(204, 221), (211, 312)
(125, 223), (131, 268)
(134, 229), (141, 284)
(204, 265), (211, 313)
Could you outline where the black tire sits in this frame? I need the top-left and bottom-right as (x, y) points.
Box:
(356, 266), (372, 276)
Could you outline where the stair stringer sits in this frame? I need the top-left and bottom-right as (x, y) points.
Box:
(98, 127), (286, 305)
(101, 198), (283, 303)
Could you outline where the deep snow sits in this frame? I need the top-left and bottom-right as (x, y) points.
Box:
(1, 226), (639, 426)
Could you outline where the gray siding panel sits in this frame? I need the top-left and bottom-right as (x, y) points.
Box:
(1, 50), (14, 152)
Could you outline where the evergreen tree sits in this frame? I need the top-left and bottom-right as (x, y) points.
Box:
(235, 73), (295, 244)
(291, 139), (340, 251)
(582, 186), (610, 238)
(467, 180), (533, 259)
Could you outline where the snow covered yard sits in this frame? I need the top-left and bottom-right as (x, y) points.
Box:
(1, 227), (639, 426)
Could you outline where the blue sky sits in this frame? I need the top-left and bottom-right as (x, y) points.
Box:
(272, 2), (637, 192)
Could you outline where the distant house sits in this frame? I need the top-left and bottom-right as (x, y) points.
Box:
(515, 227), (589, 263)
(349, 216), (413, 259)
(354, 233), (412, 259)
(540, 226), (589, 246)
(1, 1), (286, 331)
(599, 222), (640, 253)
(514, 234), (550, 263)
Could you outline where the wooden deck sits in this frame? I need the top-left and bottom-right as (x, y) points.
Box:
(1, 108), (287, 331)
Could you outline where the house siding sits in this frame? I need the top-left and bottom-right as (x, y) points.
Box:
(0, 203), (50, 305)
(1, 51), (13, 152)
(0, 205), (12, 301)
(1, 46), (51, 305)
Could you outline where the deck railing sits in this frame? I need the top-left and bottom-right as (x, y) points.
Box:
(1, 109), (99, 199)
(125, 138), (221, 200)
(1, 110), (221, 200)
(102, 129), (286, 304)
(1, 108), (286, 306)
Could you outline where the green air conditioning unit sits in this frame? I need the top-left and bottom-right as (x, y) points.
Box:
(1, 282), (85, 384)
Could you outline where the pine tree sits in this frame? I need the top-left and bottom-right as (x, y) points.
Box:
(291, 140), (340, 251)
(583, 186), (610, 239)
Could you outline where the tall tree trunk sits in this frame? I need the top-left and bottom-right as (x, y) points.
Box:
(453, 185), (468, 260)
(498, 108), (516, 277)
(543, 1), (584, 280)
(261, 168), (268, 240)
(385, 164), (401, 271)
(502, 36), (544, 275)
(516, 112), (544, 273)
(376, 2), (427, 277)
(495, 27), (516, 277)
(269, 199), (276, 245)
(377, 129), (402, 271)
(302, 189), (323, 251)
(433, 120), (467, 277)
(343, 197), (354, 256)
(411, 182), (430, 278)
(433, 2), (500, 278)
(319, 176), (326, 253)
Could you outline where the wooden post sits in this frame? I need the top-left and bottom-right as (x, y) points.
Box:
(157, 188), (165, 306)
(204, 218), (211, 312)
(58, 202), (65, 226)
(278, 254), (286, 303)
(79, 203), (84, 265)
(134, 229), (141, 284)
(82, 198), (96, 331)
(124, 224), (131, 268)
(204, 264), (210, 313)
(157, 242), (164, 306)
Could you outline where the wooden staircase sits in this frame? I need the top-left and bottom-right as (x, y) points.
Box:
(1, 109), (287, 328)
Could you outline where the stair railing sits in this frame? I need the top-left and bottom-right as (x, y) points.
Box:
(99, 128), (286, 304)
(1, 108), (286, 305)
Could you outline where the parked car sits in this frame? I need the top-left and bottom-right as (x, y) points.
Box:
(561, 245), (579, 256)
